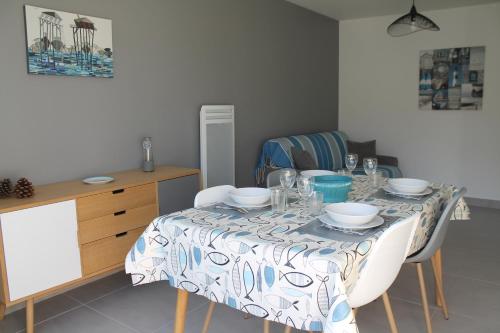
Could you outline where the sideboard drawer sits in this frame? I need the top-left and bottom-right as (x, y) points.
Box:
(81, 227), (144, 276)
(77, 183), (156, 221)
(78, 204), (157, 244)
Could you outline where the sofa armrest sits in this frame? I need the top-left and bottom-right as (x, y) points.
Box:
(376, 155), (398, 167)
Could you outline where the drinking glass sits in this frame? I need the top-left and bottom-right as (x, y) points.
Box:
(372, 170), (385, 187)
(345, 153), (358, 175)
(308, 191), (324, 216)
(363, 158), (378, 185)
(297, 175), (313, 219)
(270, 187), (286, 213)
(279, 169), (296, 208)
(336, 168), (349, 176)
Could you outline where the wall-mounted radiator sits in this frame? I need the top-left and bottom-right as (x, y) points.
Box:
(200, 105), (235, 189)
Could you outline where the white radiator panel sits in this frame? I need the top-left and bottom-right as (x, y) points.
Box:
(200, 105), (235, 188)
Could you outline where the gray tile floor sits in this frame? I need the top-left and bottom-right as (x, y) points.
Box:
(1, 205), (499, 333)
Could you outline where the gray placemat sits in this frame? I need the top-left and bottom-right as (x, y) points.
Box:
(198, 204), (269, 218)
(288, 215), (400, 242)
(370, 188), (437, 203)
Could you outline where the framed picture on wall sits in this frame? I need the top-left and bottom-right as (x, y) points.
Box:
(24, 5), (113, 78)
(418, 46), (485, 110)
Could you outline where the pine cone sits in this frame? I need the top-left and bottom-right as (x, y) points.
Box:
(0, 178), (12, 198)
(14, 178), (35, 199)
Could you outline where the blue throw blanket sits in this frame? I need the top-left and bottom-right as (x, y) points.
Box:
(255, 131), (349, 184)
(255, 130), (402, 184)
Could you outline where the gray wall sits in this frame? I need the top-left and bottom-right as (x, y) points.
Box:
(0, 0), (338, 187)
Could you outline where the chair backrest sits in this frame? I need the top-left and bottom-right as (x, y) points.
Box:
(194, 185), (236, 208)
(266, 170), (282, 188)
(348, 213), (420, 308)
(406, 187), (466, 263)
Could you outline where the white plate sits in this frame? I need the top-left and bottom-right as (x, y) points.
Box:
(82, 176), (115, 185)
(319, 214), (384, 230)
(222, 197), (271, 209)
(387, 178), (430, 194)
(229, 187), (271, 205)
(383, 185), (432, 196)
(324, 202), (379, 226)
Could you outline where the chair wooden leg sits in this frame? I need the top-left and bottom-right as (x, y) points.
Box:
(416, 263), (433, 333)
(201, 301), (216, 333)
(431, 255), (449, 320)
(26, 298), (34, 333)
(0, 302), (6, 320)
(174, 289), (189, 333)
(283, 325), (292, 333)
(352, 308), (358, 317)
(263, 320), (270, 333)
(433, 249), (443, 307)
(382, 292), (398, 333)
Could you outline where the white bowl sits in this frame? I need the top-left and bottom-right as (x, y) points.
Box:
(301, 170), (337, 177)
(325, 202), (379, 226)
(388, 178), (430, 194)
(229, 188), (271, 205)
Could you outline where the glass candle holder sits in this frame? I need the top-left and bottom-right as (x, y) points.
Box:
(142, 137), (155, 172)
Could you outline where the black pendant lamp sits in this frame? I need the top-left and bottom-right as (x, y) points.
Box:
(387, 0), (440, 37)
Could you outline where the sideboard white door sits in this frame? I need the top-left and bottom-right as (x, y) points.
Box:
(0, 200), (82, 301)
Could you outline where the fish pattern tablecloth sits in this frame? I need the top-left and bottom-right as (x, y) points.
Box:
(125, 176), (469, 333)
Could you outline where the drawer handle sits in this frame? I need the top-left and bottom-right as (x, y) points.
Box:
(112, 188), (125, 194)
(116, 232), (128, 238)
(114, 210), (126, 216)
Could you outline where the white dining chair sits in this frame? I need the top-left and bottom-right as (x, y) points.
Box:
(348, 213), (420, 333)
(403, 187), (466, 333)
(197, 184), (301, 333)
(195, 185), (236, 333)
(267, 214), (420, 333)
(194, 185), (236, 208)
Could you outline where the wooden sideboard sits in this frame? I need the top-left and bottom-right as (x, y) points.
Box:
(0, 165), (200, 332)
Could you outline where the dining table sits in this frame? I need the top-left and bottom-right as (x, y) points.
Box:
(125, 175), (469, 333)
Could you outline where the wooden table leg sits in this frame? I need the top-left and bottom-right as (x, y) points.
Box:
(201, 302), (216, 333)
(263, 320), (270, 333)
(174, 289), (189, 333)
(26, 298), (34, 333)
(433, 249), (443, 307)
(0, 302), (6, 320)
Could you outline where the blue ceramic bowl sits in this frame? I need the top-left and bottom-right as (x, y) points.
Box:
(312, 175), (353, 203)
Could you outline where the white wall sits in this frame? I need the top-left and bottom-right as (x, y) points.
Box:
(339, 3), (500, 201)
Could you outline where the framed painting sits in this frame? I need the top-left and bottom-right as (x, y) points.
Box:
(24, 5), (113, 78)
(419, 46), (485, 110)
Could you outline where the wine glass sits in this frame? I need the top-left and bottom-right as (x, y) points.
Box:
(345, 153), (358, 175)
(363, 157), (378, 180)
(297, 175), (313, 219)
(279, 169), (296, 208)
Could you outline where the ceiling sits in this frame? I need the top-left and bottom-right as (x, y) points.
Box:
(286, 0), (500, 20)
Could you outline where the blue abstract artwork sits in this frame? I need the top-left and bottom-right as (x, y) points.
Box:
(24, 5), (113, 78)
(419, 47), (485, 110)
